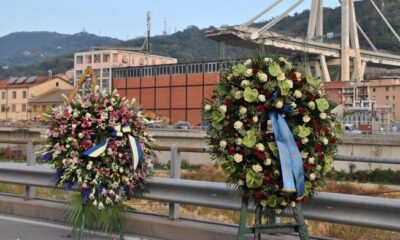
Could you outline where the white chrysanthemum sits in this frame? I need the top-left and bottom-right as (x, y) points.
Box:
(218, 105), (227, 113)
(287, 80), (293, 88)
(301, 138), (309, 144)
(219, 140), (227, 149)
(277, 73), (286, 81)
(264, 158), (272, 166)
(234, 91), (243, 99)
(233, 153), (243, 163)
(253, 116), (259, 123)
(309, 173), (316, 181)
(301, 151), (309, 158)
(244, 59), (252, 66)
(257, 72), (268, 82)
(234, 121), (243, 129)
(241, 80), (250, 87)
(308, 157), (315, 164)
(235, 138), (242, 145)
(258, 94), (266, 102)
(252, 164), (263, 172)
(294, 90), (302, 98)
(308, 101), (316, 110)
(322, 137), (329, 145)
(204, 104), (211, 111)
(245, 68), (253, 77)
(275, 100), (283, 109)
(239, 106), (247, 114)
(319, 112), (327, 119)
(256, 143), (265, 151)
(303, 115), (311, 123)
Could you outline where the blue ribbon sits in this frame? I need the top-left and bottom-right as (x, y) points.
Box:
(268, 112), (304, 198)
(83, 125), (143, 170)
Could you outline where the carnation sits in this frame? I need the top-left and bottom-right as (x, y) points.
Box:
(253, 116), (259, 123)
(308, 157), (315, 164)
(322, 137), (329, 145)
(301, 138), (309, 144)
(234, 121), (243, 129)
(252, 164), (263, 172)
(309, 173), (316, 181)
(264, 158), (272, 166)
(233, 153), (243, 163)
(257, 72), (268, 82)
(301, 151), (309, 158)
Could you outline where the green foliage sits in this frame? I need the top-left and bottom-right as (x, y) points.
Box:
(331, 168), (400, 185)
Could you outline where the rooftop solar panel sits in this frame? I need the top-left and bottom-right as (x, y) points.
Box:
(7, 77), (18, 84)
(25, 76), (37, 83)
(15, 76), (27, 84)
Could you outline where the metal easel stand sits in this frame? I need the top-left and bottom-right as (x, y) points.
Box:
(237, 199), (309, 240)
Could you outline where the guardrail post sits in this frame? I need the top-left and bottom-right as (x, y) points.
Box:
(169, 144), (181, 220)
(25, 141), (36, 199)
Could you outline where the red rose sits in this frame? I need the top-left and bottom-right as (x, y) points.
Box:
(294, 80), (304, 88)
(224, 115), (230, 121)
(211, 95), (217, 99)
(252, 68), (259, 75)
(265, 91), (272, 98)
(298, 107), (307, 115)
(319, 152), (325, 158)
(290, 71), (297, 81)
(315, 144), (322, 152)
(257, 153), (265, 160)
(296, 141), (302, 149)
(329, 137), (337, 144)
(246, 117), (254, 125)
(304, 163), (313, 171)
(264, 176), (272, 184)
(312, 119), (319, 128)
(306, 95), (315, 101)
(224, 99), (233, 106)
(228, 146), (236, 154)
(254, 192), (262, 201)
(258, 105), (266, 112)
(243, 193), (249, 200)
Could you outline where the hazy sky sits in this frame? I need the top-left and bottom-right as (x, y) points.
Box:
(0, 0), (340, 40)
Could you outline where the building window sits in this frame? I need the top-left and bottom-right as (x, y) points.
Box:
(76, 56), (83, 64)
(42, 105), (46, 112)
(11, 104), (16, 112)
(85, 55), (92, 64)
(1, 92), (5, 99)
(1, 105), (6, 112)
(103, 68), (110, 78)
(94, 54), (101, 63)
(56, 82), (59, 87)
(12, 91), (16, 99)
(386, 87), (389, 91)
(32, 105), (37, 112)
(103, 54), (110, 63)
(372, 88), (376, 92)
(393, 95), (395, 100)
(386, 96), (389, 100)
(22, 91), (27, 99)
(22, 104), (26, 112)
(102, 78), (110, 93)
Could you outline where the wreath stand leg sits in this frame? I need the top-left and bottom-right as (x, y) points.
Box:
(79, 211), (85, 240)
(237, 199), (310, 240)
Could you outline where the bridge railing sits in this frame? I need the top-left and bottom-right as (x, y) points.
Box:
(0, 142), (400, 232)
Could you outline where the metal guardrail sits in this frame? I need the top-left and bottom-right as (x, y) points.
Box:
(0, 163), (399, 232)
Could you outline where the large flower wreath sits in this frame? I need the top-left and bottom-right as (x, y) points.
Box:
(204, 56), (339, 213)
(39, 88), (155, 234)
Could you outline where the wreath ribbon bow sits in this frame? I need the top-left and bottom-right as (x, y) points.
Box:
(268, 112), (304, 198)
(82, 124), (143, 170)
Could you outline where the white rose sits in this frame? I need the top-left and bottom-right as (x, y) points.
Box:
(258, 94), (266, 102)
(234, 121), (243, 129)
(257, 72), (268, 82)
(301, 151), (309, 158)
(308, 101), (316, 110)
(233, 153), (243, 163)
(252, 164), (263, 172)
(106, 106), (114, 111)
(277, 73), (286, 81)
(274, 170), (280, 176)
(295, 72), (302, 80)
(73, 112), (79, 118)
(85, 113), (91, 118)
(204, 104), (211, 111)
(291, 102), (297, 108)
(264, 158), (272, 166)
(244, 59), (252, 66)
(330, 122), (336, 128)
(301, 138), (309, 144)
(256, 143), (265, 151)
(241, 80), (250, 87)
(239, 106), (247, 114)
(253, 116), (259, 123)
(303, 115), (311, 123)
(275, 100), (283, 109)
(245, 68), (253, 77)
(308, 157), (315, 164)
(234, 91), (243, 99)
(72, 124), (77, 129)
(238, 179), (244, 186)
(218, 105), (227, 113)
(322, 137), (329, 145)
(219, 140), (227, 149)
(263, 57), (272, 64)
(294, 90), (302, 98)
(309, 173), (316, 181)
(320, 112), (327, 119)
(290, 201), (296, 208)
(287, 80), (293, 88)
(227, 74), (233, 80)
(316, 165), (322, 171)
(235, 138), (242, 145)
(78, 133), (84, 139)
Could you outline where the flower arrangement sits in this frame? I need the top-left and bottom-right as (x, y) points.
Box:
(204, 56), (339, 213)
(39, 88), (155, 235)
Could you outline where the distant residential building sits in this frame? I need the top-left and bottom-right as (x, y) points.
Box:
(74, 47), (177, 93)
(0, 76), (73, 121)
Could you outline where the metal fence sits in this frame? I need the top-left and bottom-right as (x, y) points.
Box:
(0, 142), (399, 232)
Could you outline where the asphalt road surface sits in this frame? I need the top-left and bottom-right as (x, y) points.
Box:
(0, 214), (157, 240)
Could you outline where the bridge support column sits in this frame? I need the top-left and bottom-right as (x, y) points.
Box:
(341, 0), (351, 82)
